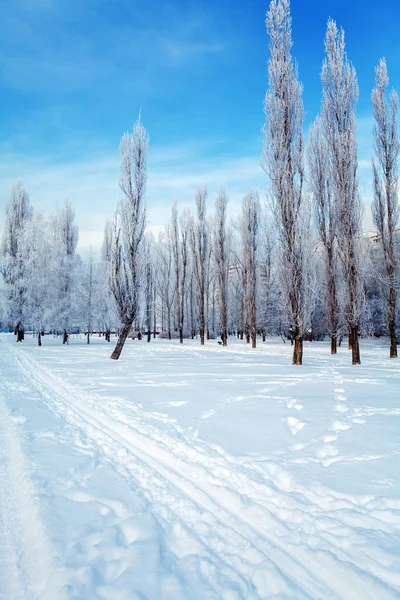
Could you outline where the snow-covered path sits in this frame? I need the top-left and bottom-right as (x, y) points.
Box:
(1, 335), (400, 599)
(0, 365), (66, 599)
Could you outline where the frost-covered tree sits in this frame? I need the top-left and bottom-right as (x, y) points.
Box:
(214, 188), (229, 346)
(263, 0), (310, 364)
(190, 186), (208, 345)
(99, 220), (118, 341)
(308, 118), (341, 354)
(0, 180), (33, 340)
(109, 117), (148, 360)
(144, 234), (155, 343)
(178, 208), (190, 343)
(156, 227), (174, 339)
(240, 191), (260, 348)
(371, 58), (399, 358)
(23, 211), (51, 346)
(259, 209), (275, 342)
(80, 249), (97, 344)
(321, 19), (363, 365)
(50, 200), (79, 343)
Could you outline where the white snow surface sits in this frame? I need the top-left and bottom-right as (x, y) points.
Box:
(0, 334), (399, 599)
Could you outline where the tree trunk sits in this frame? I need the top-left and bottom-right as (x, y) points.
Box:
(292, 327), (303, 365)
(351, 325), (361, 365)
(348, 328), (353, 350)
(15, 322), (24, 342)
(251, 329), (256, 349)
(63, 329), (68, 345)
(222, 329), (227, 347)
(179, 328), (183, 344)
(38, 331), (42, 346)
(153, 293), (157, 339)
(110, 321), (132, 360)
(331, 334), (337, 355)
(262, 329), (266, 343)
(389, 321), (397, 359)
(87, 331), (90, 344)
(388, 284), (397, 358)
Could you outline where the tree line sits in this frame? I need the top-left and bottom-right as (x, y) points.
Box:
(1, 0), (399, 365)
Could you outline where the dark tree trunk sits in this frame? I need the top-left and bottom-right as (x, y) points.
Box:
(389, 321), (397, 359)
(105, 329), (111, 342)
(153, 293), (157, 339)
(348, 328), (353, 350)
(179, 328), (183, 344)
(388, 285), (397, 358)
(222, 329), (227, 347)
(251, 329), (256, 349)
(110, 321), (132, 360)
(38, 331), (42, 346)
(331, 334), (337, 355)
(292, 327), (303, 365)
(147, 330), (151, 343)
(87, 331), (90, 344)
(262, 329), (266, 343)
(15, 322), (24, 342)
(63, 330), (68, 345)
(351, 325), (361, 365)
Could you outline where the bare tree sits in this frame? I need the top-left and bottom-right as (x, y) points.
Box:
(308, 118), (340, 354)
(321, 19), (363, 365)
(371, 58), (400, 358)
(109, 117), (148, 360)
(190, 186), (208, 345)
(262, 0), (309, 365)
(214, 188), (229, 346)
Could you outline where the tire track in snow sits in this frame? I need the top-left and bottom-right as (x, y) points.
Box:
(0, 388), (66, 600)
(6, 340), (399, 600)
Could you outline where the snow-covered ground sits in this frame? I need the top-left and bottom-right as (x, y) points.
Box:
(0, 334), (399, 599)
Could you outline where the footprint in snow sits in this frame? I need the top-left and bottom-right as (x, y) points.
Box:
(334, 404), (348, 413)
(331, 420), (351, 433)
(286, 417), (305, 436)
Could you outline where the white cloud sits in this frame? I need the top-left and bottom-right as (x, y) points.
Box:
(0, 143), (266, 252)
(0, 116), (380, 253)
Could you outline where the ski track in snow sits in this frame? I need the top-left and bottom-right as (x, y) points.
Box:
(0, 385), (66, 599)
(1, 336), (400, 599)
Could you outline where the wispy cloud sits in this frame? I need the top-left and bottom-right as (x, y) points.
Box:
(0, 116), (379, 253)
(0, 141), (265, 252)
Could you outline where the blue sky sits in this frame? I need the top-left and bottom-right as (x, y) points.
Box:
(0, 0), (399, 250)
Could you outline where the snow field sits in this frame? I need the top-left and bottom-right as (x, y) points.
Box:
(0, 334), (400, 599)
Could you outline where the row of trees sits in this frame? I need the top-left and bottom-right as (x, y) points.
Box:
(1, 0), (399, 365)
